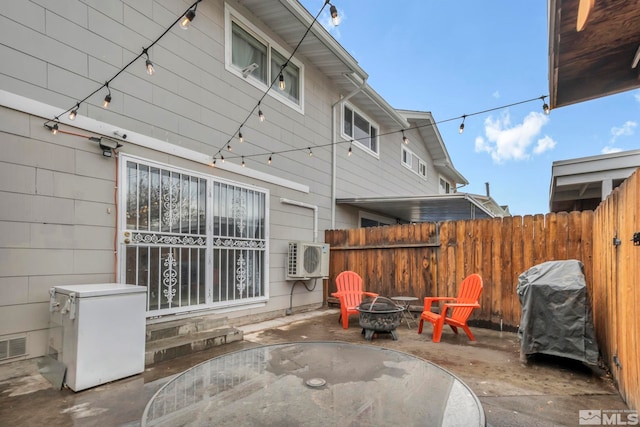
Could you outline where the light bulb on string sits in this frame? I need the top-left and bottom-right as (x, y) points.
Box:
(278, 73), (285, 90)
(227, 144), (232, 151)
(180, 5), (197, 29)
(220, 155), (225, 163)
(238, 127), (243, 143)
(268, 154), (273, 164)
(329, 4), (340, 26)
(143, 49), (155, 75)
(258, 101), (264, 122)
(48, 123), (59, 135)
(348, 140), (353, 156)
(69, 103), (79, 120)
(402, 130), (409, 145)
(241, 156), (245, 167)
(459, 115), (466, 134)
(103, 82), (111, 109)
(308, 147), (313, 157)
(541, 96), (550, 115)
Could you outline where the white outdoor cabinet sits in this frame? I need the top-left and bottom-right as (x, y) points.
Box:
(48, 284), (147, 392)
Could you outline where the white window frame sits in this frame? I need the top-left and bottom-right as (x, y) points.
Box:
(342, 102), (379, 157)
(401, 146), (413, 168)
(224, 5), (305, 114)
(359, 211), (395, 228)
(439, 176), (452, 194)
(419, 161), (427, 179)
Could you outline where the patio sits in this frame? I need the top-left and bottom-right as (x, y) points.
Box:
(0, 307), (629, 426)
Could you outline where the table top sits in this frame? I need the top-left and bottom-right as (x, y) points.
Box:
(142, 341), (485, 427)
(391, 295), (420, 302)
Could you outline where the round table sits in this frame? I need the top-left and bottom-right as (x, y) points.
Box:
(391, 296), (420, 328)
(142, 341), (485, 426)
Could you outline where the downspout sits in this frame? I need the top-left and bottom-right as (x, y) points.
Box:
(331, 74), (368, 228)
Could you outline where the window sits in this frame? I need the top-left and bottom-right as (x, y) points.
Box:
(419, 161), (427, 178)
(402, 147), (412, 167)
(343, 105), (378, 154)
(122, 157), (268, 316)
(359, 212), (394, 228)
(439, 177), (452, 194)
(226, 6), (304, 111)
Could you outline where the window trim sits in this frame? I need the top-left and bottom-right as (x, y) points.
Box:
(401, 146), (427, 180)
(341, 102), (380, 157)
(439, 176), (453, 194)
(359, 211), (395, 228)
(225, 5), (305, 114)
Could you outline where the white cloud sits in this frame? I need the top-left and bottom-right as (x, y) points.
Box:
(474, 111), (555, 163)
(602, 146), (623, 154)
(609, 120), (637, 143)
(534, 135), (556, 154)
(492, 91), (500, 99)
(635, 90), (640, 103)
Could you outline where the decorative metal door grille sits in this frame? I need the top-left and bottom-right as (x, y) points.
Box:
(121, 158), (267, 316)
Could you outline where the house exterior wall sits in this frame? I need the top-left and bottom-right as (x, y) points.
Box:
(0, 0), (456, 362)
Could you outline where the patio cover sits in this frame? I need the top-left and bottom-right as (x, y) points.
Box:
(337, 193), (509, 223)
(517, 260), (599, 365)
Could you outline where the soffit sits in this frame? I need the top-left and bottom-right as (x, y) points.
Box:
(548, 0), (640, 109)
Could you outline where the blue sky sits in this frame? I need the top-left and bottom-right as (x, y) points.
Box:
(300, 1), (639, 215)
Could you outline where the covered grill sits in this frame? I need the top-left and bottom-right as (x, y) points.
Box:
(357, 296), (404, 341)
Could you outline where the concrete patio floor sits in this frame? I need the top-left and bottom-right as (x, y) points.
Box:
(0, 307), (630, 427)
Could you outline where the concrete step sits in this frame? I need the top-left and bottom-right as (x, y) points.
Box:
(145, 315), (243, 366)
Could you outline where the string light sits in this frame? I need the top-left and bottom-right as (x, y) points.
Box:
(459, 115), (466, 134)
(103, 82), (112, 109)
(329, 3), (340, 26)
(215, 95), (550, 167)
(43, 1), (202, 131)
(227, 144), (232, 151)
(144, 49), (155, 75)
(238, 127), (243, 143)
(541, 96), (550, 115)
(278, 73), (285, 90)
(180, 4), (197, 29)
(402, 130), (409, 144)
(220, 155), (225, 163)
(241, 156), (245, 167)
(48, 123), (59, 135)
(258, 101), (265, 122)
(69, 103), (79, 120)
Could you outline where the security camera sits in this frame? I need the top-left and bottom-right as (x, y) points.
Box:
(94, 137), (122, 158)
(113, 131), (127, 139)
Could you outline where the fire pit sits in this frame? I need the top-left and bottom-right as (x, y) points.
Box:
(357, 296), (404, 340)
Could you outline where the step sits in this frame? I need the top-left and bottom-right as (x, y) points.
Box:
(145, 326), (243, 366)
(146, 315), (230, 342)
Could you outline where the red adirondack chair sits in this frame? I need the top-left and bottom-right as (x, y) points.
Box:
(331, 271), (378, 329)
(418, 274), (483, 342)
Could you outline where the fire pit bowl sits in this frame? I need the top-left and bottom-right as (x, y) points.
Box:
(357, 296), (404, 341)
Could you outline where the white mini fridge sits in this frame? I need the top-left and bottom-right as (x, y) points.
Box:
(48, 284), (147, 392)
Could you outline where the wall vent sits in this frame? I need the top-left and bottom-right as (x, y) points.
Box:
(0, 337), (27, 361)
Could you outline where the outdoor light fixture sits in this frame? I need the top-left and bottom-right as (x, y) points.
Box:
(91, 137), (122, 158)
(241, 156), (245, 167)
(180, 5), (197, 29)
(143, 49), (155, 75)
(258, 102), (264, 122)
(348, 141), (353, 156)
(69, 103), (79, 120)
(103, 83), (112, 109)
(220, 155), (225, 163)
(238, 128), (243, 143)
(402, 130), (409, 144)
(459, 115), (466, 134)
(308, 147), (313, 157)
(48, 123), (59, 135)
(268, 154), (273, 164)
(279, 73), (285, 90)
(227, 144), (232, 151)
(329, 3), (340, 26)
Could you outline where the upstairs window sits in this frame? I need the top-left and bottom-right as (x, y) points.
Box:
(226, 6), (304, 112)
(440, 177), (452, 194)
(343, 105), (378, 155)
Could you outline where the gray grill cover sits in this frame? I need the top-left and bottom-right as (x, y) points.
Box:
(517, 260), (599, 365)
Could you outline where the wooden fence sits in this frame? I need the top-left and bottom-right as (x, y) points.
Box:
(325, 169), (639, 409)
(326, 211), (593, 329)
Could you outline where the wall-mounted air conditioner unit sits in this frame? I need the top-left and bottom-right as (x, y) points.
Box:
(286, 241), (330, 280)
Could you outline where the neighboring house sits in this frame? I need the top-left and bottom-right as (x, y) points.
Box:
(0, 0), (488, 362)
(549, 149), (640, 212)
